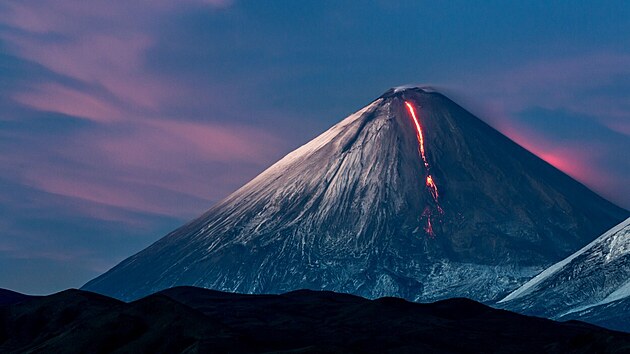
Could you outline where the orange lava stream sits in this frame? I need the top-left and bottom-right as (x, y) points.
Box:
(426, 175), (439, 200)
(404, 101), (429, 168)
(405, 101), (443, 237)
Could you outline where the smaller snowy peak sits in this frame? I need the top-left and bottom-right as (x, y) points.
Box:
(500, 217), (630, 303)
(498, 217), (630, 323)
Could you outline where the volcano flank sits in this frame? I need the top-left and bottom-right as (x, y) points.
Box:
(83, 87), (627, 302)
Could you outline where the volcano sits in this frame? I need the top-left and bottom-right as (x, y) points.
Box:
(83, 87), (627, 302)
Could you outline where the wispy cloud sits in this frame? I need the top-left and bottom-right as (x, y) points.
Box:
(13, 83), (126, 122)
(0, 0), (289, 223)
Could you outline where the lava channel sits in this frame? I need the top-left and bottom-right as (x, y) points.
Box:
(404, 101), (443, 237)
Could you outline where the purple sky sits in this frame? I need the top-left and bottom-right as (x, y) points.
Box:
(1, 0), (628, 294)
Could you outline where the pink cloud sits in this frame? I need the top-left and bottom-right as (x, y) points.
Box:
(23, 172), (184, 217)
(86, 119), (284, 207)
(2, 114), (284, 222)
(0, 0), (291, 223)
(0, 0), (234, 116)
(144, 120), (282, 162)
(4, 31), (173, 112)
(0, 0), (291, 227)
(12, 83), (124, 122)
(16, 153), (259, 220)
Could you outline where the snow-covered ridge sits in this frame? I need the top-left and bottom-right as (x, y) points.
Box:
(500, 217), (630, 303)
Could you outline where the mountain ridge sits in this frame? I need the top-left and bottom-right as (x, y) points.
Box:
(2, 286), (630, 353)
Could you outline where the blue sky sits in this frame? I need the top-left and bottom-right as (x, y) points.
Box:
(1, 0), (628, 294)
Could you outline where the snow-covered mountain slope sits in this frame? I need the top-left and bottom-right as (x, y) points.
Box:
(558, 297), (630, 333)
(82, 87), (628, 302)
(499, 218), (630, 320)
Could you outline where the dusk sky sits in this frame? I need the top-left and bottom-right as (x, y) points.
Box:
(1, 0), (628, 294)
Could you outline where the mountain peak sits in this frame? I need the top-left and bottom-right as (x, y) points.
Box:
(380, 85), (425, 97)
(378, 85), (444, 99)
(83, 88), (627, 302)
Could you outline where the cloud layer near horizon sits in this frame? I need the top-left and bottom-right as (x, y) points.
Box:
(1, 0), (628, 293)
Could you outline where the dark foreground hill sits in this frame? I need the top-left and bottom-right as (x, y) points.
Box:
(0, 288), (36, 306)
(1, 286), (629, 353)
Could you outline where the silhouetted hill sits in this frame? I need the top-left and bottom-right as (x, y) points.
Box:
(2, 286), (629, 353)
(0, 288), (36, 306)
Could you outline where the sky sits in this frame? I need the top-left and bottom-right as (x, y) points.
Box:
(0, 0), (628, 294)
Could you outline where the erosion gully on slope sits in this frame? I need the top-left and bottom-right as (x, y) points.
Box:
(404, 100), (443, 237)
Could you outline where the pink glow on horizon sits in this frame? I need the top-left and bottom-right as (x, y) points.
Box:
(497, 121), (621, 202)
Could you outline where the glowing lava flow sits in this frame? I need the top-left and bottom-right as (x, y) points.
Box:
(426, 175), (439, 201)
(404, 101), (442, 237)
(405, 101), (429, 168)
